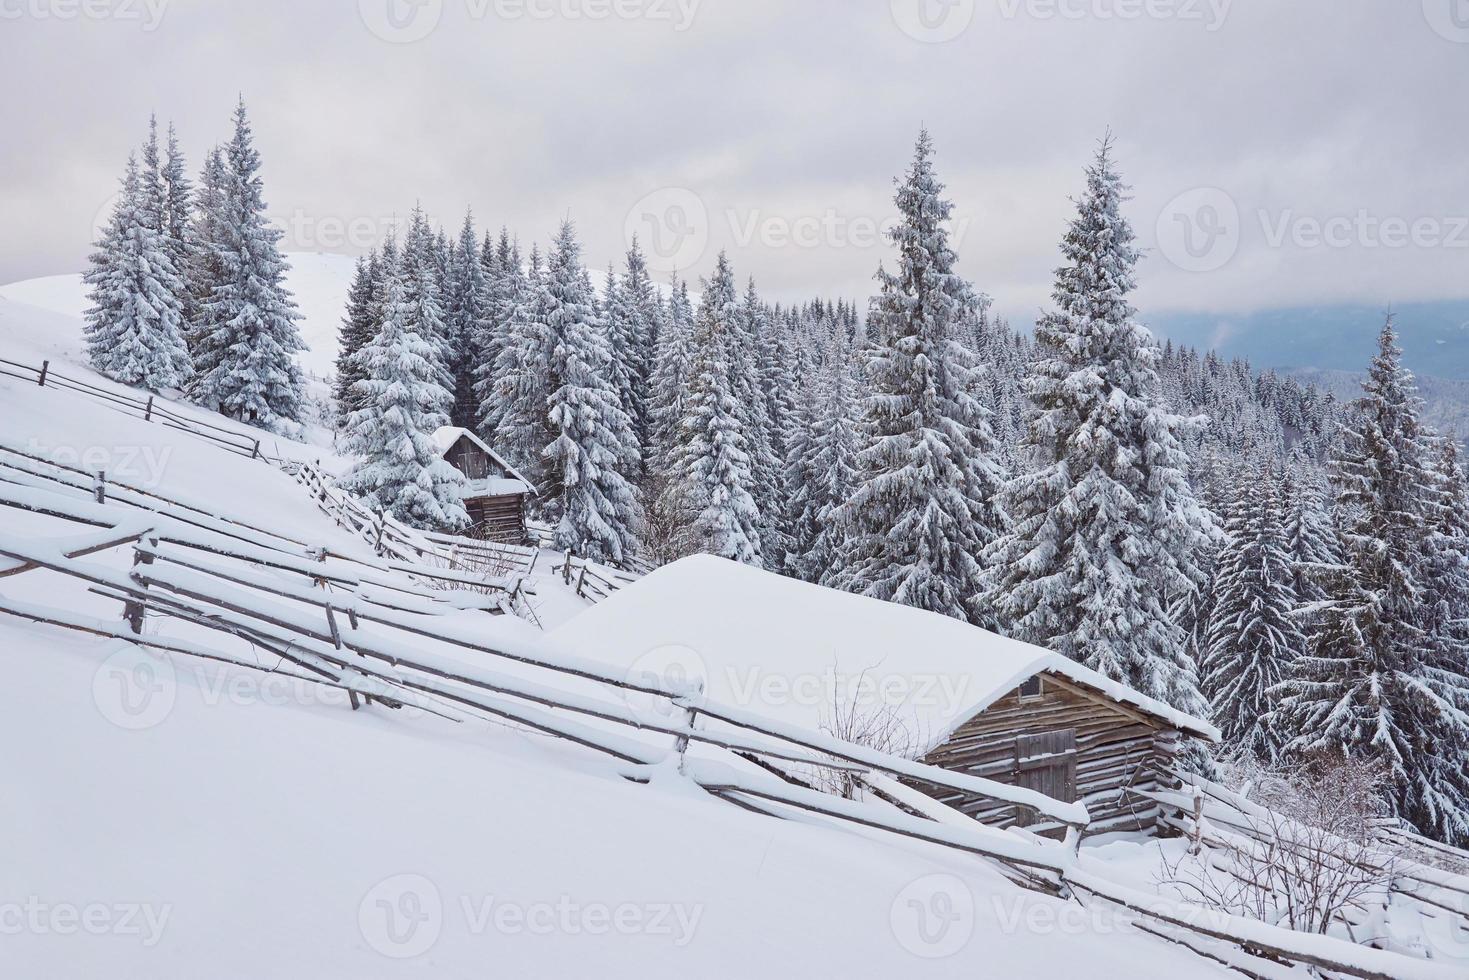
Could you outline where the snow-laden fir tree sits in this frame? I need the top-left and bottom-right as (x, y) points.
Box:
(663, 252), (763, 565)
(339, 266), (468, 531)
(1202, 464), (1304, 764)
(83, 152), (193, 390)
(1281, 458), (1340, 623)
(191, 98), (305, 426)
(604, 238), (661, 463)
(335, 249), (379, 421)
(443, 210), (487, 428)
(185, 146), (227, 356)
(1275, 319), (1469, 845)
(980, 136), (1211, 715)
(647, 275), (696, 473)
(738, 279), (791, 568)
(160, 121), (195, 328)
(475, 230), (519, 438)
(805, 334), (861, 588)
(1423, 437), (1469, 675)
(539, 223), (643, 562)
(491, 244), (554, 488)
(400, 206), (454, 393)
(827, 130), (1006, 624)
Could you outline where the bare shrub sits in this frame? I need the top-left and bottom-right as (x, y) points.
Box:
(1158, 751), (1400, 938)
(814, 669), (927, 800)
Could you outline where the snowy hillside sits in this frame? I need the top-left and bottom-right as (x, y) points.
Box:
(0, 250), (355, 381)
(0, 291), (1259, 978)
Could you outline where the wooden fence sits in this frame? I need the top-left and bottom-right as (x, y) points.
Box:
(0, 356), (269, 461)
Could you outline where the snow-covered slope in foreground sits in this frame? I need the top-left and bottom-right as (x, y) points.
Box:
(0, 306), (1235, 976)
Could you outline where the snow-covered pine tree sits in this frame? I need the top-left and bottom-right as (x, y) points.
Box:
(184, 145), (227, 357)
(1202, 464), (1303, 764)
(738, 279), (790, 568)
(491, 244), (554, 488)
(540, 223), (643, 562)
(443, 210), (487, 428)
(83, 152), (193, 390)
(160, 121), (195, 328)
(191, 98), (305, 427)
(828, 130), (1006, 624)
(664, 252), (763, 565)
(647, 275), (696, 474)
(339, 265), (467, 531)
(980, 136), (1211, 715)
(335, 249), (379, 421)
(1281, 458), (1340, 620)
(1424, 437), (1469, 671)
(1276, 319), (1469, 845)
(615, 237), (661, 462)
(805, 333), (861, 588)
(400, 206), (453, 393)
(475, 231), (520, 439)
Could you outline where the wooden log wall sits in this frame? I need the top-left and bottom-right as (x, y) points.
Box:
(465, 495), (527, 543)
(914, 673), (1180, 837)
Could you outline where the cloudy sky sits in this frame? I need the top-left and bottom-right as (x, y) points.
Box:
(2, 0), (1466, 324)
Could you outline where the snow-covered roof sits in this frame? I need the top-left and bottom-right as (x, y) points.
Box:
(551, 555), (1217, 747)
(430, 426), (538, 496)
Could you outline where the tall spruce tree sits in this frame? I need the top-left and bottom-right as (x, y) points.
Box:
(492, 244), (554, 487)
(83, 152), (193, 390)
(980, 136), (1210, 714)
(335, 249), (379, 421)
(191, 98), (305, 426)
(339, 266), (468, 531)
(540, 223), (643, 562)
(443, 210), (487, 429)
(1276, 320), (1469, 845)
(828, 130), (1006, 624)
(1203, 465), (1303, 764)
(665, 252), (763, 565)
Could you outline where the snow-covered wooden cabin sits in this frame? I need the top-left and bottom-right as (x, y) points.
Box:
(431, 427), (537, 543)
(551, 555), (1217, 837)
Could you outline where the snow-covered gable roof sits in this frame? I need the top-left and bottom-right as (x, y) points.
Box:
(430, 426), (538, 496)
(550, 555), (1218, 746)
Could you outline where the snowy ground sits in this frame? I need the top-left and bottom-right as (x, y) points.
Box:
(5, 261), (1463, 978)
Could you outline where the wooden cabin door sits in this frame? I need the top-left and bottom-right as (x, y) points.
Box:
(1014, 729), (1078, 805)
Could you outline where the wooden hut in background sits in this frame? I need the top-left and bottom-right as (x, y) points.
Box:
(431, 427), (537, 543)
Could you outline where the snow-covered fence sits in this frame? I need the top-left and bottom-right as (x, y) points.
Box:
(1139, 767), (1469, 959)
(0, 478), (1463, 979)
(0, 356), (267, 461)
(548, 551), (641, 603)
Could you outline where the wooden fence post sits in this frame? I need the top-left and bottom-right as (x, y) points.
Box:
(123, 545), (155, 635)
(250, 440), (261, 461)
(373, 510), (387, 556)
(93, 470), (106, 504)
(144, 396), (154, 422)
(37, 360), (48, 387)
(575, 561), (589, 598)
(563, 550), (573, 586)
(675, 680), (706, 775)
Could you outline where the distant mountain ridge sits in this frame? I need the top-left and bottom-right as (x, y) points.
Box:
(1148, 300), (1469, 381)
